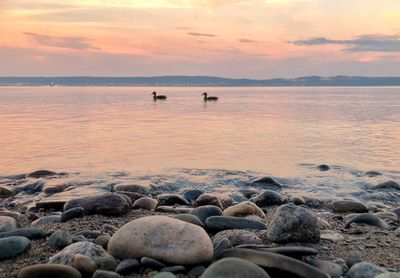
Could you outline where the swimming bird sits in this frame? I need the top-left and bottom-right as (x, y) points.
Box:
(202, 92), (218, 101)
(152, 91), (167, 100)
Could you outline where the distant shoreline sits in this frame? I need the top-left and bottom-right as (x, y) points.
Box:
(1, 76), (400, 87)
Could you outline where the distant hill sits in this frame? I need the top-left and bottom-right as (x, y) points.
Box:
(1, 76), (400, 86)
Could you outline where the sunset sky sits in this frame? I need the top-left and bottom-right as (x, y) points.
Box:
(1, 0), (400, 78)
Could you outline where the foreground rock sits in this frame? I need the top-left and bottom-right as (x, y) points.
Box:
(0, 216), (18, 232)
(201, 257), (270, 278)
(223, 201), (265, 218)
(332, 200), (368, 213)
(345, 213), (390, 230)
(108, 216), (213, 265)
(0, 236), (31, 260)
(18, 264), (82, 278)
(49, 241), (117, 270)
(64, 193), (130, 216)
(267, 203), (320, 243)
(345, 262), (387, 278)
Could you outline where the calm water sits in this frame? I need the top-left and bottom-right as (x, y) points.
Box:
(1, 86), (400, 204)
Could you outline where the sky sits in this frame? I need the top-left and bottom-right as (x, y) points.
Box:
(1, 0), (400, 78)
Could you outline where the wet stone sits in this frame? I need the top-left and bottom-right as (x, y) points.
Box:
(115, 258), (140, 275)
(306, 258), (343, 278)
(141, 257), (167, 270)
(346, 255), (362, 268)
(332, 200), (368, 213)
(0, 187), (13, 198)
(160, 266), (186, 274)
(173, 213), (204, 227)
(364, 171), (382, 177)
(345, 213), (390, 230)
(114, 184), (148, 194)
(187, 265), (206, 278)
(249, 176), (282, 191)
(95, 234), (111, 249)
(205, 216), (267, 231)
(0, 236), (31, 260)
(375, 180), (400, 190)
(190, 205), (223, 224)
(64, 193), (130, 216)
(317, 164), (330, 171)
(157, 194), (190, 206)
(61, 207), (85, 222)
(183, 189), (205, 204)
(194, 194), (223, 209)
(251, 190), (285, 207)
(27, 170), (58, 178)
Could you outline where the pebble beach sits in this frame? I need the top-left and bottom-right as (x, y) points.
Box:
(1, 169), (399, 278)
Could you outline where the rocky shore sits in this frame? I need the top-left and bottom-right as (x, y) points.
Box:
(0, 169), (400, 277)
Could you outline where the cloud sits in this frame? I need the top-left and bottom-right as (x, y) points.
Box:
(187, 32), (217, 37)
(292, 34), (400, 52)
(238, 38), (267, 44)
(25, 32), (100, 51)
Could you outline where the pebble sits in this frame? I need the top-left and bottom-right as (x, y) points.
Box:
(31, 215), (61, 226)
(114, 184), (148, 194)
(153, 273), (176, 278)
(132, 197), (158, 210)
(375, 180), (400, 190)
(187, 265), (206, 278)
(201, 257), (270, 278)
(43, 183), (74, 194)
(237, 188), (260, 198)
(252, 246), (319, 258)
(213, 229), (262, 246)
(17, 264), (82, 278)
(27, 170), (57, 178)
(0, 227), (46, 239)
(73, 235), (88, 242)
(141, 257), (167, 270)
(218, 248), (327, 278)
(320, 230), (345, 242)
(92, 270), (121, 278)
(251, 190), (285, 207)
(49, 241), (117, 271)
(214, 238), (232, 258)
(64, 193), (131, 216)
(223, 201), (265, 218)
(47, 229), (73, 249)
(249, 176), (282, 191)
(160, 266), (186, 273)
(61, 207), (85, 222)
(75, 229), (102, 239)
(0, 215), (18, 232)
(332, 200), (368, 213)
(317, 164), (330, 171)
(306, 258), (343, 278)
(205, 216), (267, 231)
(345, 261), (387, 278)
(12, 181), (44, 194)
(73, 254), (97, 274)
(115, 258), (140, 275)
(35, 200), (66, 211)
(95, 234), (111, 249)
(174, 213), (204, 227)
(0, 186), (13, 198)
(194, 194), (223, 209)
(190, 205), (223, 224)
(157, 194), (189, 206)
(115, 191), (146, 203)
(267, 203), (320, 243)
(108, 216), (213, 265)
(375, 273), (400, 278)
(0, 236), (31, 260)
(156, 206), (192, 213)
(183, 189), (205, 204)
(364, 170), (382, 177)
(0, 210), (24, 221)
(345, 213), (390, 230)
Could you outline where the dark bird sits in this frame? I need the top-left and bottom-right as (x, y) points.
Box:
(152, 91), (167, 100)
(202, 92), (218, 101)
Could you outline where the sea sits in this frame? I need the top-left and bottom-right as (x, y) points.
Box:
(1, 86), (399, 205)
